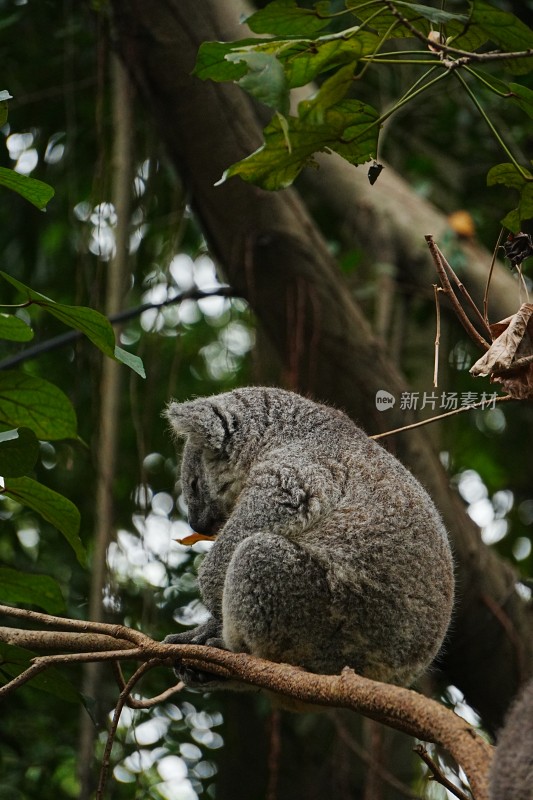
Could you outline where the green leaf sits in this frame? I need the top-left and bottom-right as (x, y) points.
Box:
(0, 166), (54, 210)
(114, 345), (146, 378)
(194, 39), (263, 82)
(509, 83), (533, 119)
(487, 162), (531, 190)
(346, 0), (436, 37)
(195, 30), (381, 93)
(394, 2), (468, 26)
(0, 370), (77, 440)
(227, 51), (290, 115)
(453, 1), (533, 75)
(0, 312), (33, 342)
(0, 427), (39, 477)
(219, 66), (379, 190)
(487, 163), (533, 231)
(0, 642), (80, 703)
(1, 271), (115, 353)
(1, 476), (85, 564)
(0, 272), (145, 377)
(0, 567), (65, 613)
(246, 0), (332, 37)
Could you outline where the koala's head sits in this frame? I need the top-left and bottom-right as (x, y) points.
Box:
(164, 395), (249, 535)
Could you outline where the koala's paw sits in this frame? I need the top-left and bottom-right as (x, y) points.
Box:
(164, 625), (229, 688)
(175, 664), (223, 688)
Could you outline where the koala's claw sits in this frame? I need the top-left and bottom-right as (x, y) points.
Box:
(164, 625), (229, 688)
(176, 665), (224, 688)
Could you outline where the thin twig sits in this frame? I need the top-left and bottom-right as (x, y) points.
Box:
(112, 661), (184, 708)
(381, 0), (533, 66)
(415, 744), (471, 800)
(484, 229), (505, 327)
(0, 649), (144, 698)
(370, 395), (514, 440)
(438, 250), (492, 338)
(0, 286), (237, 370)
(97, 660), (159, 800)
(433, 284), (441, 388)
(425, 235), (490, 351)
(517, 264), (530, 305)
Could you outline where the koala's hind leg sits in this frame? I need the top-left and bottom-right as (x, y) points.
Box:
(221, 533), (348, 674)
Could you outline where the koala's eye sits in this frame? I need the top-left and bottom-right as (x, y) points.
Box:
(190, 477), (199, 493)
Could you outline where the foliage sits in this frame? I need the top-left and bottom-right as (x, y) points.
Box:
(196, 0), (533, 228)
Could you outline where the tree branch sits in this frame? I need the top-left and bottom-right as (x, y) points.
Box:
(414, 744), (472, 800)
(382, 0), (533, 68)
(0, 606), (493, 800)
(0, 286), (236, 370)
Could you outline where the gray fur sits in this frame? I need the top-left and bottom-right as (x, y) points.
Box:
(164, 387), (454, 687)
(490, 677), (533, 800)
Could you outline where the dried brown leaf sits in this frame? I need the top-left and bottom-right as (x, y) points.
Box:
(470, 303), (533, 399)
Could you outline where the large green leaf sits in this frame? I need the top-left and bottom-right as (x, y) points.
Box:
(219, 63), (379, 189)
(509, 83), (533, 119)
(114, 345), (146, 378)
(0, 370), (77, 440)
(0, 272), (145, 377)
(228, 51), (290, 115)
(453, 0), (533, 75)
(245, 0), (332, 37)
(346, 0), (465, 37)
(487, 162), (533, 231)
(194, 38), (265, 82)
(0, 427), (39, 477)
(0, 312), (33, 342)
(196, 29), (381, 94)
(1, 476), (85, 564)
(0, 166), (54, 210)
(0, 567), (65, 613)
(0, 642), (80, 703)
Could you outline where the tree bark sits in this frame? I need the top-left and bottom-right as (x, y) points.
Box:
(77, 54), (135, 799)
(110, 0), (533, 737)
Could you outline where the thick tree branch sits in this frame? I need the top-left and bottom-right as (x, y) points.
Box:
(0, 607), (492, 800)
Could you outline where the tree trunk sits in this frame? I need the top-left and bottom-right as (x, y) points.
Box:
(110, 0), (532, 739)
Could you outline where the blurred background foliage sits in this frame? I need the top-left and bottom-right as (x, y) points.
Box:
(0, 0), (532, 798)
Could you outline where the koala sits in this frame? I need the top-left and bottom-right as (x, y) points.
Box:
(489, 676), (533, 800)
(164, 387), (454, 688)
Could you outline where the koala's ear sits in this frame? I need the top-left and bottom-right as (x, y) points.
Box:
(164, 399), (229, 451)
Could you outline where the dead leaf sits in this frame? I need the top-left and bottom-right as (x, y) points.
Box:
(470, 303), (533, 399)
(175, 532), (217, 546)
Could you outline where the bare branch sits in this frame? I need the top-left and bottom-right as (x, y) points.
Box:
(0, 604), (152, 647)
(0, 286), (237, 371)
(425, 235), (490, 351)
(484, 230), (505, 326)
(381, 0), (533, 68)
(97, 660), (159, 800)
(415, 744), (472, 800)
(112, 661), (185, 708)
(0, 609), (492, 799)
(370, 395), (514, 440)
(0, 626), (136, 652)
(433, 284), (441, 388)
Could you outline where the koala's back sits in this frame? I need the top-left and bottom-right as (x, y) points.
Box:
(167, 387), (454, 687)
